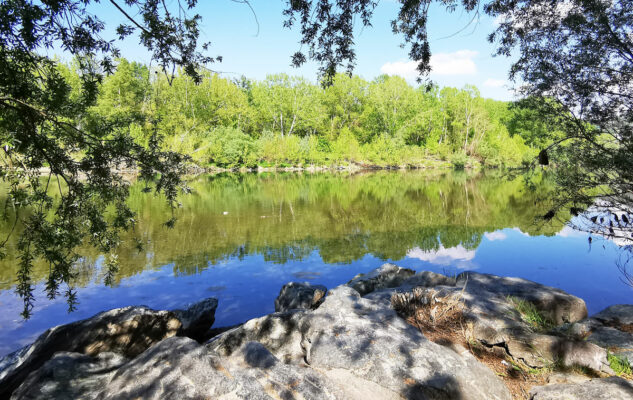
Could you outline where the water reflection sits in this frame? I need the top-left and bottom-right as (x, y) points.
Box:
(0, 170), (631, 356)
(407, 245), (476, 268)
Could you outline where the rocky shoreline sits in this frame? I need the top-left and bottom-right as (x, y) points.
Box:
(1, 264), (632, 399)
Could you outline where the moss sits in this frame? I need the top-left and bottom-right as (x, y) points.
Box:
(608, 352), (632, 377)
(507, 296), (554, 332)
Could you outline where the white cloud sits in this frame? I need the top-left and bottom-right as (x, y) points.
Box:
(430, 50), (478, 76)
(483, 78), (507, 88)
(380, 50), (478, 79)
(380, 60), (419, 80)
(407, 244), (476, 267)
(484, 231), (507, 241)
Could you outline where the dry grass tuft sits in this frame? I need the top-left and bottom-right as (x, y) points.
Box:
(391, 287), (466, 335)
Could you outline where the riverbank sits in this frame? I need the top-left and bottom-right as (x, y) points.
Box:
(151, 157), (471, 175)
(1, 264), (632, 399)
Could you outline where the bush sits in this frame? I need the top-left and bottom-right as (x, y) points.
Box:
(608, 352), (632, 376)
(331, 127), (361, 164)
(450, 152), (468, 170)
(300, 135), (329, 165)
(361, 134), (406, 166)
(257, 131), (305, 166)
(199, 127), (258, 168)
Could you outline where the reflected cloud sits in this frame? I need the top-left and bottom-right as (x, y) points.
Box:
(407, 245), (476, 269)
(484, 231), (507, 241)
(557, 226), (588, 238)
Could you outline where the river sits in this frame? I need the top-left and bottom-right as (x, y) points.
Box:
(0, 170), (631, 356)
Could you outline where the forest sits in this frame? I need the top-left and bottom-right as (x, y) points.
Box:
(71, 59), (546, 170)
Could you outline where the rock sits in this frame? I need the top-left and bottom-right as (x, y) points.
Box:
(12, 337), (343, 400)
(209, 286), (512, 400)
(172, 297), (218, 341)
(587, 327), (633, 363)
(274, 282), (327, 312)
(402, 270), (456, 288)
(593, 304), (633, 326)
(7, 268), (624, 400)
(567, 305), (633, 364)
(9, 352), (128, 400)
(456, 272), (588, 325)
(0, 306), (180, 399)
(530, 377), (633, 400)
(209, 310), (309, 364)
(386, 271), (607, 372)
(546, 372), (591, 385)
(505, 332), (610, 371)
(346, 263), (415, 296)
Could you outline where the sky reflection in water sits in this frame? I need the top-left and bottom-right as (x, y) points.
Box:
(0, 171), (631, 356)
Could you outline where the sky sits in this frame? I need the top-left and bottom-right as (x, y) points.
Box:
(87, 1), (517, 101)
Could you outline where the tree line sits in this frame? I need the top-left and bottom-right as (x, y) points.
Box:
(77, 59), (545, 169)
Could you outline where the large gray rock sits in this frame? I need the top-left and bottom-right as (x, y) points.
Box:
(594, 304), (633, 326)
(402, 270), (456, 288)
(504, 332), (610, 371)
(7, 269), (626, 400)
(451, 273), (608, 372)
(101, 338), (342, 400)
(12, 337), (344, 400)
(209, 285), (512, 400)
(172, 297), (218, 341)
(10, 352), (128, 400)
(530, 377), (633, 400)
(0, 306), (180, 399)
(347, 263), (416, 295)
(456, 272), (588, 325)
(369, 270), (609, 372)
(569, 304), (633, 364)
(274, 282), (327, 312)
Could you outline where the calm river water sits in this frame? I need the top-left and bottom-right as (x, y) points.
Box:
(0, 170), (631, 356)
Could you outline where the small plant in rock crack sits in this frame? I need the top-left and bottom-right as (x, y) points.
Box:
(608, 352), (632, 377)
(507, 296), (554, 332)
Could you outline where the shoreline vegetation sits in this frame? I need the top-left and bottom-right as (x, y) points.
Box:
(60, 59), (554, 172)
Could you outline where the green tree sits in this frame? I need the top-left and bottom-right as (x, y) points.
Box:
(0, 0), (214, 317)
(285, 0), (633, 238)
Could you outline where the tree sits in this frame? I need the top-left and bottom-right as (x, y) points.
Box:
(4, 0), (631, 317)
(285, 0), (633, 238)
(486, 0), (633, 241)
(0, 0), (215, 318)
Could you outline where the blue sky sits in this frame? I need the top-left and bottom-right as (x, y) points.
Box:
(87, 1), (516, 100)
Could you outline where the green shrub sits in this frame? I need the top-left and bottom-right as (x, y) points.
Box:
(199, 127), (258, 168)
(450, 152), (468, 170)
(507, 296), (554, 332)
(608, 352), (632, 376)
(361, 134), (406, 166)
(257, 131), (305, 166)
(300, 135), (327, 165)
(331, 127), (361, 163)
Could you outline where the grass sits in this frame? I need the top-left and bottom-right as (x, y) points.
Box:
(507, 296), (555, 332)
(608, 352), (632, 377)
